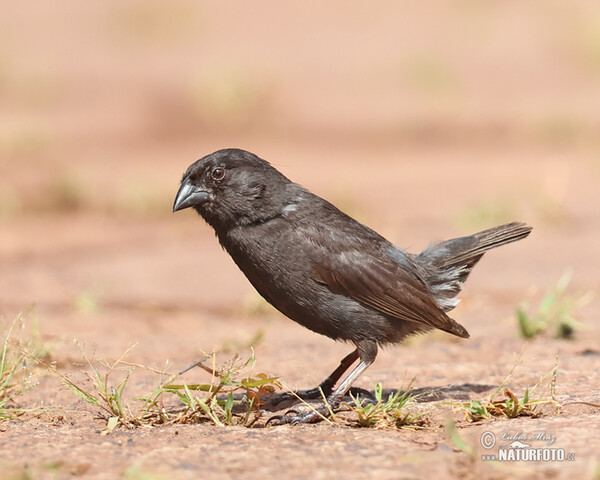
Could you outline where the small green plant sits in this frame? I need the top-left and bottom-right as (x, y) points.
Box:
(516, 271), (592, 339)
(50, 343), (142, 430)
(49, 344), (281, 431)
(0, 318), (38, 419)
(461, 386), (552, 422)
(346, 381), (426, 428)
(453, 351), (560, 422)
(161, 352), (282, 427)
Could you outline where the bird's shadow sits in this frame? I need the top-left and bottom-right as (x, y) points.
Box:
(260, 383), (495, 412)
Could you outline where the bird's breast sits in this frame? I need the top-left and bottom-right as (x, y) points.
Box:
(218, 222), (324, 320)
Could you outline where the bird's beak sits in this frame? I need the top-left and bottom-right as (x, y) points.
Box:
(173, 177), (212, 212)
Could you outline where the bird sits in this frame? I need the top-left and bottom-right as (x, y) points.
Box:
(173, 148), (532, 424)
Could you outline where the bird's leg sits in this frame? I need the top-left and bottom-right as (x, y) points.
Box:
(267, 341), (377, 425)
(264, 348), (363, 411)
(295, 348), (359, 399)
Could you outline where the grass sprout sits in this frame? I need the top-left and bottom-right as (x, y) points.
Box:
(44, 344), (281, 431)
(346, 380), (427, 428)
(0, 317), (39, 419)
(452, 350), (561, 422)
(516, 271), (592, 339)
(162, 352), (282, 427)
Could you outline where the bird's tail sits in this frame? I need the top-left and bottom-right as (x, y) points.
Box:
(415, 222), (532, 311)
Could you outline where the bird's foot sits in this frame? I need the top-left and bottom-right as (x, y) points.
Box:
(264, 386), (376, 414)
(266, 402), (336, 426)
(261, 384), (333, 411)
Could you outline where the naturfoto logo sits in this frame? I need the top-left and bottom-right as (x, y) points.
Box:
(480, 431), (575, 463)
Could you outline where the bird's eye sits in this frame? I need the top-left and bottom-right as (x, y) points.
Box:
(211, 167), (225, 181)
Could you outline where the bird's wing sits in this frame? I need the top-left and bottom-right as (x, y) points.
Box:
(310, 244), (469, 339)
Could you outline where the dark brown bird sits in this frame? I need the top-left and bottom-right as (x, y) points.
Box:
(173, 148), (532, 424)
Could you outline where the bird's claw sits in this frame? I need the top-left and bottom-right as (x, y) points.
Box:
(265, 412), (293, 426)
(266, 404), (333, 426)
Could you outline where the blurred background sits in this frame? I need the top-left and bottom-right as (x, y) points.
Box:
(1, 1), (599, 351)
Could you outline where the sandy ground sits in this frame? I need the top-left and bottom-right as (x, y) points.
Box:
(1, 2), (600, 479)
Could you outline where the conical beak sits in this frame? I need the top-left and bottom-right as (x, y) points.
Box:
(173, 177), (212, 212)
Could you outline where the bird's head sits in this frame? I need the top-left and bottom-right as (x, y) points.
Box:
(173, 148), (293, 230)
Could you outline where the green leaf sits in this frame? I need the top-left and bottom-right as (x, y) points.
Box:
(61, 380), (100, 406)
(163, 383), (219, 392)
(240, 376), (281, 388)
(225, 391), (234, 413)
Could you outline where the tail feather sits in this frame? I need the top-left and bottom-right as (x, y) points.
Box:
(432, 222), (533, 269)
(415, 222), (532, 311)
